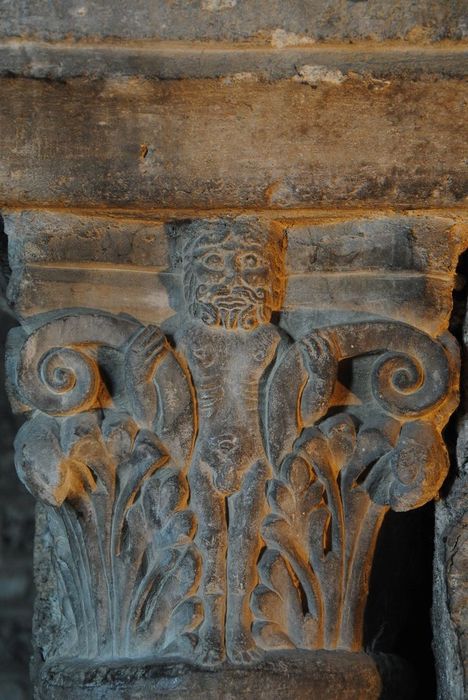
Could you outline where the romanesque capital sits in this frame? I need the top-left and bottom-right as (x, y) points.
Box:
(6, 218), (460, 682)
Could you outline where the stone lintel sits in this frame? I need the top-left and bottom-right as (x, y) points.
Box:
(0, 76), (467, 210)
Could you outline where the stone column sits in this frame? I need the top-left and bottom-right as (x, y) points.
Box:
(0, 3), (467, 699)
(433, 300), (468, 700)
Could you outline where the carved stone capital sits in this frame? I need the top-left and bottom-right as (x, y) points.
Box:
(4, 216), (462, 691)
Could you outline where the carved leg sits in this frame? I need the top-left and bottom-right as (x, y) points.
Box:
(226, 460), (269, 664)
(189, 460), (227, 666)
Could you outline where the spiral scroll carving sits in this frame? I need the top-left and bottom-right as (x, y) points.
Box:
(321, 322), (455, 419)
(30, 346), (100, 415)
(370, 351), (430, 417)
(4, 217), (462, 679)
(9, 311), (141, 416)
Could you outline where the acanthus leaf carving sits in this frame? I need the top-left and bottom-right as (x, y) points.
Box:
(253, 412), (449, 654)
(6, 220), (460, 672)
(17, 409), (201, 660)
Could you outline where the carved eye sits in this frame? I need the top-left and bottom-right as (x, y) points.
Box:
(243, 254), (259, 268)
(202, 253), (224, 270)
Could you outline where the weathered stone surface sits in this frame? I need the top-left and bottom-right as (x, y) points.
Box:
(0, 0), (466, 42)
(6, 211), (465, 274)
(0, 76), (467, 209)
(35, 650), (416, 700)
(4, 216), (461, 699)
(0, 309), (34, 700)
(1, 3), (467, 695)
(1, 43), (467, 81)
(433, 439), (468, 699)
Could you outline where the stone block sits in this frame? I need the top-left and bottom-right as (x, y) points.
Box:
(0, 309), (33, 698)
(1, 43), (467, 82)
(433, 469), (467, 699)
(34, 651), (416, 699)
(433, 379), (468, 698)
(0, 76), (467, 209)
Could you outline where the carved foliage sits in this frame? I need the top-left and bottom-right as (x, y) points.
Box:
(255, 319), (457, 653)
(15, 410), (201, 659)
(8, 310), (201, 660)
(253, 413), (450, 652)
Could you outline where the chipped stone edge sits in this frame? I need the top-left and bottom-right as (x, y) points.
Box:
(0, 40), (466, 80)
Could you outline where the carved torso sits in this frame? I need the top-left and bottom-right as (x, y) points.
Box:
(177, 320), (282, 493)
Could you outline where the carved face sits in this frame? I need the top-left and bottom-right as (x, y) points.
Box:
(185, 239), (276, 330)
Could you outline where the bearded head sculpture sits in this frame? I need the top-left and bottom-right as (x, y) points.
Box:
(182, 219), (285, 330)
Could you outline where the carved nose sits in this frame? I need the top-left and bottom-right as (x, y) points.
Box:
(224, 265), (240, 283)
(217, 285), (232, 295)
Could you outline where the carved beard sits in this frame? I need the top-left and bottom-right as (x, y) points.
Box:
(190, 284), (271, 330)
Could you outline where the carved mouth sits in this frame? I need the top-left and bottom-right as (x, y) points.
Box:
(214, 298), (252, 310)
(193, 285), (266, 329)
(213, 286), (263, 306)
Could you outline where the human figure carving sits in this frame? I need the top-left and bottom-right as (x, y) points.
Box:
(175, 223), (286, 664)
(125, 221), (336, 664)
(126, 220), (445, 665)
(118, 222), (289, 663)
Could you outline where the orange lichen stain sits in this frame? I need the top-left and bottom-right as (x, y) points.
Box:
(264, 181), (282, 206)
